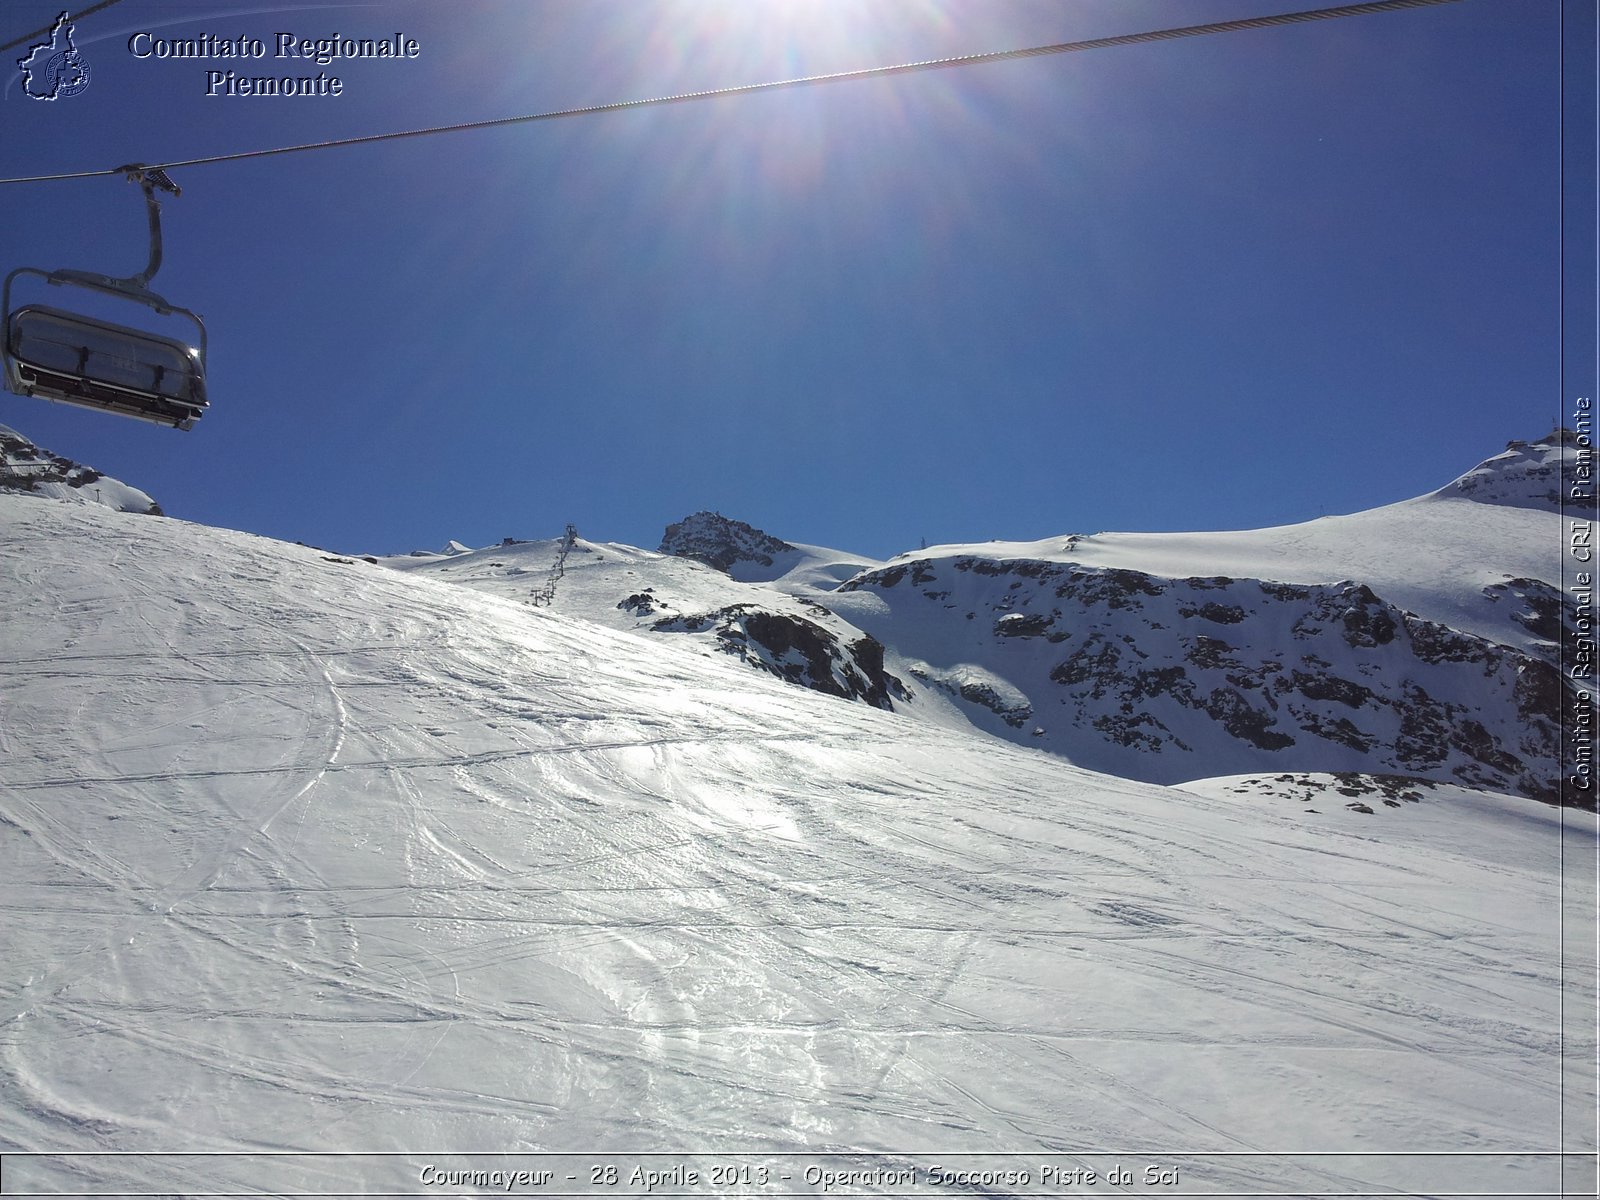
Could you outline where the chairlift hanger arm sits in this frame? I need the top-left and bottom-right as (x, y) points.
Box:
(2, 165), (209, 430)
(110, 164), (179, 293)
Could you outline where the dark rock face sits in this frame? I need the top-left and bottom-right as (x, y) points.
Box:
(1091, 710), (1172, 752)
(1484, 577), (1577, 670)
(1200, 686), (1296, 752)
(1290, 584), (1397, 647)
(1185, 636), (1245, 670)
(844, 560), (938, 591)
(848, 553), (1575, 806)
(1336, 585), (1398, 647)
(1288, 670), (1374, 710)
(1499, 578), (1566, 641)
(1512, 659), (1565, 728)
(1406, 619), (1486, 664)
(617, 589), (662, 617)
(658, 512), (795, 573)
(1296, 713), (1376, 753)
(1180, 601), (1247, 625)
(995, 612), (1055, 638)
(1049, 635), (1123, 693)
(955, 682), (1032, 728)
(1219, 771), (1440, 810)
(652, 604), (907, 710)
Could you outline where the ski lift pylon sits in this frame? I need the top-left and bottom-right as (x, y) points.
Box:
(3, 165), (208, 430)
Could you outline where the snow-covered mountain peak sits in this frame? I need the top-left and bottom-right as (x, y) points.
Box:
(1430, 428), (1577, 512)
(659, 510), (795, 573)
(0, 424), (161, 514)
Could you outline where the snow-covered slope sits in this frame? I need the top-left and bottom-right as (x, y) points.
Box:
(2, 490), (1591, 1196)
(382, 533), (971, 729)
(0, 424), (160, 514)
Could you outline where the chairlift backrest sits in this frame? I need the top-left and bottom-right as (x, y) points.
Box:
(10, 305), (203, 401)
(4, 303), (207, 429)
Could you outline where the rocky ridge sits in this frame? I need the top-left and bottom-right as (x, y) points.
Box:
(836, 557), (1566, 802)
(0, 425), (161, 514)
(659, 511), (795, 573)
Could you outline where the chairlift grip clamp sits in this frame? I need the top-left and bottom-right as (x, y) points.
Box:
(114, 164), (180, 197)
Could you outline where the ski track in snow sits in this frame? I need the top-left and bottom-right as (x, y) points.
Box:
(0, 495), (1593, 1196)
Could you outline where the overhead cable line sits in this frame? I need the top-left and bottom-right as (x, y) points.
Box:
(0, 0), (123, 53)
(0, 0), (1463, 186)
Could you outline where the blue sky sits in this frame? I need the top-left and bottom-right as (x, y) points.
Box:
(1, 0), (1590, 557)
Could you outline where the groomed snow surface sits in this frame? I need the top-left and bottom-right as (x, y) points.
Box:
(1, 494), (1594, 1197)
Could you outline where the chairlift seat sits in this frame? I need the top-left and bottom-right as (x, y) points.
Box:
(4, 304), (207, 430)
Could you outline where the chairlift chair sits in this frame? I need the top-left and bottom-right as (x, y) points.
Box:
(2, 165), (209, 430)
